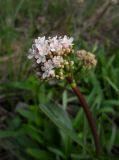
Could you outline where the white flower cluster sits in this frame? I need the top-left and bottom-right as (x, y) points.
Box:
(28, 36), (74, 79)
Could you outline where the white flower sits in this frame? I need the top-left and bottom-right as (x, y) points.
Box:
(41, 59), (55, 79)
(28, 48), (34, 59)
(28, 35), (74, 80)
(28, 37), (50, 64)
(42, 69), (55, 79)
(49, 36), (62, 52)
(41, 59), (54, 71)
(36, 55), (46, 64)
(35, 39), (49, 57)
(61, 35), (73, 48)
(49, 69), (55, 76)
(42, 71), (49, 79)
(52, 56), (63, 67)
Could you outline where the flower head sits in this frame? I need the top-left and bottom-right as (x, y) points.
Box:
(77, 50), (97, 69)
(28, 35), (74, 80)
(28, 36), (97, 80)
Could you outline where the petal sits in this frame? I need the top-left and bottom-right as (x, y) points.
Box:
(41, 66), (45, 71)
(37, 58), (41, 64)
(42, 72), (47, 79)
(36, 72), (41, 76)
(69, 37), (73, 42)
(51, 48), (56, 52)
(35, 54), (39, 59)
(28, 54), (33, 59)
(42, 56), (46, 63)
(49, 70), (55, 75)
(29, 48), (32, 54)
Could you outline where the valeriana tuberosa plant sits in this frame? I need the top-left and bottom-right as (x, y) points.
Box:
(28, 35), (101, 156)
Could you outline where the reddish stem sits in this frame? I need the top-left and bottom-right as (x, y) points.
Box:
(66, 77), (101, 156)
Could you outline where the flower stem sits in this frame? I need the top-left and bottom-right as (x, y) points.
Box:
(66, 76), (101, 156)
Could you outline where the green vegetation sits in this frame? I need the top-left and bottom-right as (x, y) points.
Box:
(0, 0), (119, 159)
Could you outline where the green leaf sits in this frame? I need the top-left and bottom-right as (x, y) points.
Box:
(48, 147), (64, 158)
(26, 148), (53, 160)
(3, 81), (33, 90)
(102, 100), (119, 106)
(99, 107), (115, 114)
(40, 104), (73, 130)
(21, 124), (44, 144)
(39, 104), (89, 152)
(0, 130), (18, 138)
(62, 90), (68, 110)
(67, 96), (77, 103)
(73, 108), (83, 129)
(107, 125), (117, 153)
(16, 107), (36, 122)
(105, 77), (119, 94)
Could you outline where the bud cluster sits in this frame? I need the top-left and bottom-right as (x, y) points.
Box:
(77, 50), (97, 69)
(28, 36), (74, 80)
